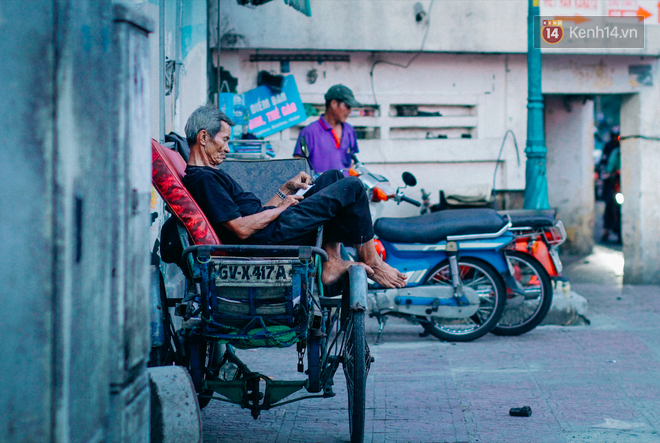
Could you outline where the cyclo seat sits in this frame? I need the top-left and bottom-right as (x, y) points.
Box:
(498, 209), (556, 229)
(374, 208), (506, 244)
(152, 139), (221, 246)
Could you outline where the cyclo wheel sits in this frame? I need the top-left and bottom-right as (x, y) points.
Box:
(342, 308), (367, 443)
(420, 257), (507, 342)
(491, 251), (553, 336)
(188, 337), (218, 409)
(149, 269), (183, 368)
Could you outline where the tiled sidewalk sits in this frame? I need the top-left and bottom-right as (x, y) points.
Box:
(201, 283), (660, 442)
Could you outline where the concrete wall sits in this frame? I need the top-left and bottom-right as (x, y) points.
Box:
(214, 0), (660, 282)
(108, 6), (154, 441)
(125, 0), (208, 139)
(545, 95), (595, 255)
(214, 0), (535, 219)
(0, 1), (153, 440)
(542, 55), (660, 94)
(218, 0), (660, 55)
(218, 49), (528, 218)
(178, 0), (209, 131)
(1, 1), (59, 439)
(218, 48), (660, 279)
(211, 2), (660, 279)
(121, 0), (206, 312)
(621, 82), (660, 284)
(543, 54), (660, 280)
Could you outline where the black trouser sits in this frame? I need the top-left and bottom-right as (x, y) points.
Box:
(250, 170), (374, 246)
(602, 176), (621, 235)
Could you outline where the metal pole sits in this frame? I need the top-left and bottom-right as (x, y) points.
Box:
(159, 0), (166, 141)
(523, 0), (550, 209)
(217, 0), (222, 97)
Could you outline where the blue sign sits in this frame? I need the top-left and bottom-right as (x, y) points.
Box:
(218, 92), (235, 121)
(240, 75), (307, 138)
(218, 92), (237, 136)
(219, 93), (245, 139)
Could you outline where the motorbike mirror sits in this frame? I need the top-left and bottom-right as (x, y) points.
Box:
(300, 136), (310, 159)
(402, 172), (417, 187)
(299, 136), (315, 175)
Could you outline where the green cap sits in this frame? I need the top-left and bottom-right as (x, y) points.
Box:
(324, 84), (362, 108)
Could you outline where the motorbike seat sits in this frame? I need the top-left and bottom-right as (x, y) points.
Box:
(374, 208), (507, 244)
(498, 209), (556, 229)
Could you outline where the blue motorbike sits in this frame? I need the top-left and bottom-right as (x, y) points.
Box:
(369, 208), (513, 342)
(349, 160), (513, 343)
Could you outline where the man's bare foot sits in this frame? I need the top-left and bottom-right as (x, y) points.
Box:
(352, 239), (407, 289)
(321, 258), (373, 285)
(365, 259), (407, 289)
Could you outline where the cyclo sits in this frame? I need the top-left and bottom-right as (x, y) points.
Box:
(151, 140), (371, 442)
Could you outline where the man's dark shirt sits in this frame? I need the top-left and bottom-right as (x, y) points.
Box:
(182, 165), (275, 244)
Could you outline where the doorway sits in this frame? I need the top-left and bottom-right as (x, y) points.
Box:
(593, 95), (622, 250)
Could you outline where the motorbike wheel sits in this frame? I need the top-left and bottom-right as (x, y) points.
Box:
(491, 251), (553, 336)
(420, 257), (507, 342)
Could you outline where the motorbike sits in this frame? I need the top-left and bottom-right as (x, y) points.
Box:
(419, 181), (568, 336)
(346, 157), (514, 343)
(348, 156), (567, 339)
(421, 185), (570, 335)
(492, 209), (566, 335)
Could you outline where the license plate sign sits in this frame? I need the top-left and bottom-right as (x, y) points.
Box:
(215, 261), (293, 287)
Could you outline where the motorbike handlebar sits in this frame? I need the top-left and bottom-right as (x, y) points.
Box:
(401, 195), (422, 207)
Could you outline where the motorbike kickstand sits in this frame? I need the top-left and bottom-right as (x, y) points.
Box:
(375, 315), (388, 346)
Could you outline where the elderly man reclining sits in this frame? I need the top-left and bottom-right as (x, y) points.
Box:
(182, 106), (407, 289)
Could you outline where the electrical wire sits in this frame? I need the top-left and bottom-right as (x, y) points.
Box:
(491, 129), (521, 206)
(620, 135), (660, 141)
(369, 0), (436, 105)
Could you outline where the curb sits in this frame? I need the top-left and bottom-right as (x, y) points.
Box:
(541, 290), (590, 326)
(148, 366), (202, 443)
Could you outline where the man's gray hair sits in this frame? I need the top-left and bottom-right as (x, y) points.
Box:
(185, 106), (234, 147)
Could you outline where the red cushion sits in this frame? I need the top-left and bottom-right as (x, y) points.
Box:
(151, 139), (221, 245)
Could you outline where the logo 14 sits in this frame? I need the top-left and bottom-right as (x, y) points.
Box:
(542, 19), (564, 44)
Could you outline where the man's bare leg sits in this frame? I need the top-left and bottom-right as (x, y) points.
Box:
(321, 241), (373, 285)
(355, 239), (407, 288)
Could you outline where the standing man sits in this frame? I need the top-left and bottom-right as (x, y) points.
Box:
(293, 84), (361, 174)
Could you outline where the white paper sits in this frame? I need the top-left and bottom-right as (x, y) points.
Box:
(295, 184), (314, 196)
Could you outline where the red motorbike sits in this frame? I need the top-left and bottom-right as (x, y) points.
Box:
(495, 210), (567, 335)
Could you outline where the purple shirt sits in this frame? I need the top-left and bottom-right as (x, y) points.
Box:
(293, 115), (359, 174)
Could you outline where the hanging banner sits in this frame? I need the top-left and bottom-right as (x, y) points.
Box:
(540, 0), (660, 25)
(240, 75), (307, 138)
